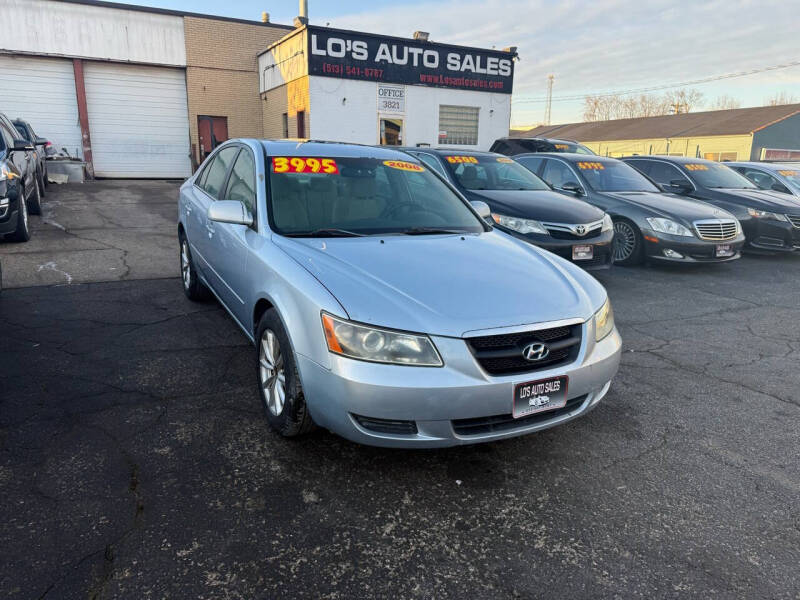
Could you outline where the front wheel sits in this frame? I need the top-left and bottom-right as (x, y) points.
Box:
(179, 233), (209, 300)
(256, 309), (315, 437)
(28, 175), (42, 215)
(612, 219), (644, 266)
(8, 189), (31, 242)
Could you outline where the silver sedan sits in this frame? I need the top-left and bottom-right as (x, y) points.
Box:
(177, 140), (622, 447)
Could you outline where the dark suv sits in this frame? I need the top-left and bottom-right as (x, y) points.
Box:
(491, 137), (596, 156)
(13, 119), (48, 194)
(0, 111), (40, 242)
(622, 156), (800, 253)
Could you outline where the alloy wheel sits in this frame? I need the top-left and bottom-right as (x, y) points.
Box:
(259, 329), (286, 416)
(181, 240), (191, 290)
(613, 221), (636, 262)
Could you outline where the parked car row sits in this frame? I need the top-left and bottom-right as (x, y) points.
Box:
(0, 110), (48, 243)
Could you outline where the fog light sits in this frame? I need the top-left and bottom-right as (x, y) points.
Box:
(663, 249), (683, 259)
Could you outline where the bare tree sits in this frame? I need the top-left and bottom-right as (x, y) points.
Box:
(766, 91), (798, 106)
(709, 95), (741, 111)
(582, 88), (704, 121)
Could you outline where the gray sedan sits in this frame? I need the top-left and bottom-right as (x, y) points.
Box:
(178, 140), (621, 447)
(726, 162), (800, 197)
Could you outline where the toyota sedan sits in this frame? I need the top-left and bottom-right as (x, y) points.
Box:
(178, 140), (622, 447)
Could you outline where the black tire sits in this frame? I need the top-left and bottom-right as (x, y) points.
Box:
(256, 309), (315, 437)
(38, 169), (46, 198)
(8, 188), (31, 243)
(612, 218), (644, 266)
(179, 232), (210, 301)
(28, 175), (42, 215)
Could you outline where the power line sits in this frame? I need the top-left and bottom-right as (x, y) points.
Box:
(511, 59), (800, 104)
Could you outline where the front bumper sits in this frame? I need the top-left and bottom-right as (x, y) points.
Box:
(297, 320), (622, 448)
(642, 230), (746, 263)
(741, 218), (799, 253)
(502, 228), (614, 270)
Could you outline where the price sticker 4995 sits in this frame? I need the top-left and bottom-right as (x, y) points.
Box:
(272, 157), (339, 174)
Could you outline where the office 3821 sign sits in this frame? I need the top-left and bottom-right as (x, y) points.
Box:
(307, 26), (515, 94)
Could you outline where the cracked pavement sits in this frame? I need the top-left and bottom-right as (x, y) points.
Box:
(1, 182), (799, 598)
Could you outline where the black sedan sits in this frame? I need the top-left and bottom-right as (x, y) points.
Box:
(401, 148), (614, 270)
(515, 153), (745, 266)
(622, 156), (800, 254)
(0, 111), (39, 242)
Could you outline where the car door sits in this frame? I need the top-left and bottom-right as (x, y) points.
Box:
(185, 145), (239, 295)
(206, 145), (258, 325)
(0, 119), (31, 197)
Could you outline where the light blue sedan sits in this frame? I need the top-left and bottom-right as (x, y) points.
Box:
(177, 140), (621, 448)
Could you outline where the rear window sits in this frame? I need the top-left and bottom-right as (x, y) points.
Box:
(268, 156), (484, 236)
(443, 154), (550, 191)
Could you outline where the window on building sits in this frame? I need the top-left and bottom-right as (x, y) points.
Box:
(703, 151), (737, 162)
(438, 105), (479, 146)
(297, 111), (306, 138)
(282, 113), (289, 138)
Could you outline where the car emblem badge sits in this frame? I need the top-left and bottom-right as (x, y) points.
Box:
(522, 342), (550, 362)
(575, 225), (586, 235)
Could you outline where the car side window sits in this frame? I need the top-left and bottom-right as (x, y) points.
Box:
(200, 146), (239, 199)
(223, 148), (257, 215)
(541, 159), (577, 188)
(414, 153), (446, 177)
(516, 155), (544, 175)
(647, 162), (690, 186)
(0, 122), (18, 149)
(14, 124), (28, 140)
(742, 169), (779, 191)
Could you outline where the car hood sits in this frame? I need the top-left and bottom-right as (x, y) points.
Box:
(274, 232), (605, 337)
(464, 189), (604, 223)
(706, 188), (800, 211)
(602, 191), (735, 222)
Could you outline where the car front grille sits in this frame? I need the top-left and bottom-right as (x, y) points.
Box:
(353, 415), (418, 435)
(465, 324), (582, 376)
(547, 227), (603, 240)
(452, 394), (588, 436)
(694, 219), (739, 241)
(787, 215), (800, 229)
(543, 220), (604, 240)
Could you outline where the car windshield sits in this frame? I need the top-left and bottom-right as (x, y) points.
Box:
(682, 162), (757, 189)
(268, 155), (485, 236)
(554, 142), (594, 155)
(575, 160), (660, 192)
(445, 154), (550, 191)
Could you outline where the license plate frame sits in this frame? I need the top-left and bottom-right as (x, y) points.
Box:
(513, 375), (569, 419)
(716, 244), (734, 257)
(572, 244), (594, 261)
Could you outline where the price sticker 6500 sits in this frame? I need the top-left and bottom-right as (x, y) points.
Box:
(272, 157), (339, 174)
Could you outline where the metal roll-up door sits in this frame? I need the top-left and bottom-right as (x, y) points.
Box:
(83, 62), (191, 178)
(0, 55), (83, 157)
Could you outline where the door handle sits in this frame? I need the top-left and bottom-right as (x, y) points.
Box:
(205, 220), (215, 237)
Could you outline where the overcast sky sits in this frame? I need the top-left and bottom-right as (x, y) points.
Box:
(117, 0), (800, 126)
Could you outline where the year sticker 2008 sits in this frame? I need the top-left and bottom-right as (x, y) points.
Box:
(272, 157), (339, 174)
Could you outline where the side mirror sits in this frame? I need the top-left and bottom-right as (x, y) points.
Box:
(560, 181), (584, 196)
(667, 179), (692, 194)
(12, 139), (34, 152)
(208, 200), (253, 226)
(470, 200), (491, 220)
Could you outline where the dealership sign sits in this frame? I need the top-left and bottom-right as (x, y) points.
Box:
(308, 26), (514, 94)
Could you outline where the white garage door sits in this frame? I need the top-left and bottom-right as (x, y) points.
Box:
(84, 62), (191, 178)
(0, 55), (83, 157)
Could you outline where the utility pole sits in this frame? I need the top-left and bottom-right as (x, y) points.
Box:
(544, 74), (554, 125)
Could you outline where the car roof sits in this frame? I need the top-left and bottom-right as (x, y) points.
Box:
(256, 139), (425, 160)
(498, 136), (582, 144)
(404, 148), (501, 157)
(522, 152), (618, 162)
(620, 155), (715, 164)
(725, 161), (799, 170)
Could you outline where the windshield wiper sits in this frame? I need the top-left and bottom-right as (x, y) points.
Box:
(400, 227), (468, 235)
(285, 228), (365, 238)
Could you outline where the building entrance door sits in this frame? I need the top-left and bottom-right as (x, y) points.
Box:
(198, 116), (228, 162)
(380, 118), (403, 145)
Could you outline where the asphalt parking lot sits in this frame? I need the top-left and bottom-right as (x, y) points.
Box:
(1, 182), (799, 598)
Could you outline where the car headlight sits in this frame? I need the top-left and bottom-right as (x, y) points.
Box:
(646, 217), (693, 237)
(594, 298), (614, 342)
(491, 213), (549, 235)
(601, 214), (613, 232)
(321, 313), (443, 366)
(746, 208), (788, 221)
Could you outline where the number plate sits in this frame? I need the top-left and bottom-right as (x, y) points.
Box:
(716, 244), (734, 257)
(513, 376), (569, 418)
(572, 244), (594, 260)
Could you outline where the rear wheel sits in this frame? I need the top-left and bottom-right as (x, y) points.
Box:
(28, 175), (42, 215)
(179, 233), (209, 300)
(256, 309), (314, 437)
(8, 188), (31, 243)
(612, 219), (643, 266)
